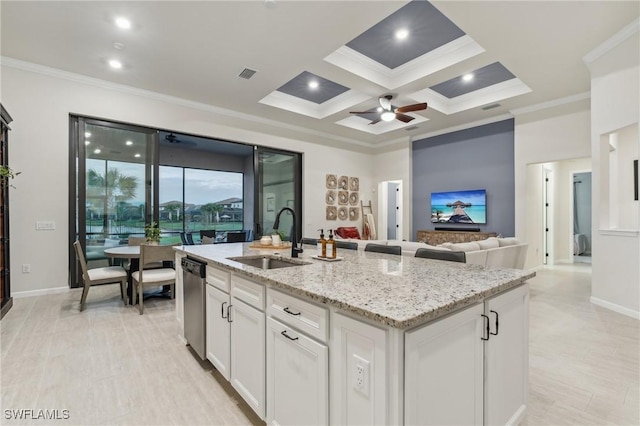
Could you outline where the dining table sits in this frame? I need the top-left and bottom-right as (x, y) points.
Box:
(103, 245), (174, 304)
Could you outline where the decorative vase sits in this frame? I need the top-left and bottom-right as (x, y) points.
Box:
(271, 234), (282, 246)
(260, 236), (272, 246)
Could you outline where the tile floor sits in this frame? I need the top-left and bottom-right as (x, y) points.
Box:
(1, 263), (638, 425)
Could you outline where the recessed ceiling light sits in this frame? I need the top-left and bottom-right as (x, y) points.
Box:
(395, 28), (409, 40)
(94, 148), (101, 154)
(126, 140), (133, 146)
(84, 140), (90, 145)
(115, 17), (131, 29)
(109, 59), (123, 69)
(462, 73), (474, 82)
(308, 80), (319, 90)
(84, 132), (91, 138)
(134, 153), (141, 158)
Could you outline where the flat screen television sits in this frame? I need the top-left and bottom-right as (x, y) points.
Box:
(430, 189), (487, 224)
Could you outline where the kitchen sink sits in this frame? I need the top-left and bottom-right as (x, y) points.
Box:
(227, 255), (310, 270)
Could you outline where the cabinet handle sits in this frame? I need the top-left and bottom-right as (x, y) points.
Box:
(221, 301), (227, 319)
(490, 310), (499, 336)
(281, 330), (299, 341)
(481, 314), (490, 341)
(283, 307), (301, 316)
(227, 305), (233, 323)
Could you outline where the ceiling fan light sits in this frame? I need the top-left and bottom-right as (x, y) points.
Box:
(381, 111), (395, 122)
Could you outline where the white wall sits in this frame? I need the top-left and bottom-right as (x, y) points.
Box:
(1, 64), (373, 293)
(588, 25), (640, 318)
(515, 109), (591, 268)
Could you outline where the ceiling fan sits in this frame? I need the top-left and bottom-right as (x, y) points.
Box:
(164, 132), (197, 147)
(350, 95), (428, 125)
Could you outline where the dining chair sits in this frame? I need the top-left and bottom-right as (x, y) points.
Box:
(73, 241), (127, 311)
(336, 241), (358, 250)
(364, 243), (402, 255)
(226, 231), (246, 243)
(131, 244), (178, 315)
(414, 247), (466, 263)
(185, 233), (195, 245)
(200, 229), (217, 239)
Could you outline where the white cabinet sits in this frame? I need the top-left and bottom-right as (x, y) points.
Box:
(484, 284), (529, 426)
(205, 283), (231, 380)
(266, 317), (328, 426)
(405, 284), (529, 426)
(405, 303), (485, 426)
(330, 311), (388, 426)
(204, 267), (266, 419)
(230, 297), (266, 418)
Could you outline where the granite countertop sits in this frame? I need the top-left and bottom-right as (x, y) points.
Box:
(176, 243), (535, 329)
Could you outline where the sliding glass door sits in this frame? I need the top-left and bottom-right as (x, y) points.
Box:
(254, 147), (302, 242)
(70, 117), (156, 287)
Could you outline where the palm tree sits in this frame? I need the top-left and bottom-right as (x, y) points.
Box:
(200, 203), (225, 224)
(164, 202), (182, 222)
(87, 168), (138, 237)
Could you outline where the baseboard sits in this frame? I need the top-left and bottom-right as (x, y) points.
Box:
(13, 286), (70, 298)
(590, 296), (640, 320)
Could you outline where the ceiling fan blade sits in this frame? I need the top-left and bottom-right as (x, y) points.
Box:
(368, 118), (382, 125)
(350, 111), (375, 115)
(396, 103), (428, 113)
(395, 113), (415, 123)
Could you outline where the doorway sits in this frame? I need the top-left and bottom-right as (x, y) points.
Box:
(572, 171), (592, 263)
(377, 180), (403, 241)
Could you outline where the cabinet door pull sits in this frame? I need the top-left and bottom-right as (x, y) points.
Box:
(227, 304), (233, 323)
(481, 314), (490, 341)
(283, 307), (301, 316)
(281, 330), (299, 341)
(221, 301), (228, 319)
(490, 310), (499, 336)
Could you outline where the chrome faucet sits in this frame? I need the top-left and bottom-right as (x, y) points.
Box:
(273, 207), (303, 258)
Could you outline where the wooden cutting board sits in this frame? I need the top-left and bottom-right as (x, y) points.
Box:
(248, 243), (292, 249)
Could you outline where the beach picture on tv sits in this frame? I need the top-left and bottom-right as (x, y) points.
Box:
(430, 189), (486, 224)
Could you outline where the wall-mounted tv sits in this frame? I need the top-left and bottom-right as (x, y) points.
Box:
(431, 189), (487, 224)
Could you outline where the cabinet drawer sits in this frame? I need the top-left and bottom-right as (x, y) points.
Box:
(207, 265), (230, 293)
(231, 274), (265, 311)
(267, 288), (328, 343)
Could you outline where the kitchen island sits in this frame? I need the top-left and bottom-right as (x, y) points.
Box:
(175, 243), (535, 426)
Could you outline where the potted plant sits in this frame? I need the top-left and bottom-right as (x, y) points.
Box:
(0, 165), (20, 188)
(144, 221), (161, 244)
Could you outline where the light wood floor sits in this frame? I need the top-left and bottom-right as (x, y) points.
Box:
(1, 264), (638, 425)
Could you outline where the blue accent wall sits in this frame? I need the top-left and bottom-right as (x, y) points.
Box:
(412, 119), (515, 238)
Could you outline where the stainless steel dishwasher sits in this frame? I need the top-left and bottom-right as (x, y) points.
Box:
(181, 257), (207, 360)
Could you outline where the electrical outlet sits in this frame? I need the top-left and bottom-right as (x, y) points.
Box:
(353, 354), (370, 397)
(22, 264), (31, 273)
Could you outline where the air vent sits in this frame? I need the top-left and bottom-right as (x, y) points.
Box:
(405, 126), (419, 131)
(482, 103), (501, 110)
(238, 68), (257, 80)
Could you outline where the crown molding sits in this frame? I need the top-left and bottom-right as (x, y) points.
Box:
(509, 91), (590, 116)
(0, 56), (373, 149)
(583, 18), (639, 68)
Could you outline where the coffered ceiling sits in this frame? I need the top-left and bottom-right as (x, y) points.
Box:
(1, 1), (638, 151)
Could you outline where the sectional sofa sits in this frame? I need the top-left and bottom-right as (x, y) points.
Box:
(333, 237), (528, 270)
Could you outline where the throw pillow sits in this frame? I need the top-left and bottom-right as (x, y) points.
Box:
(498, 237), (519, 247)
(477, 239), (500, 250)
(448, 242), (481, 252)
(335, 227), (361, 239)
(202, 236), (215, 244)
